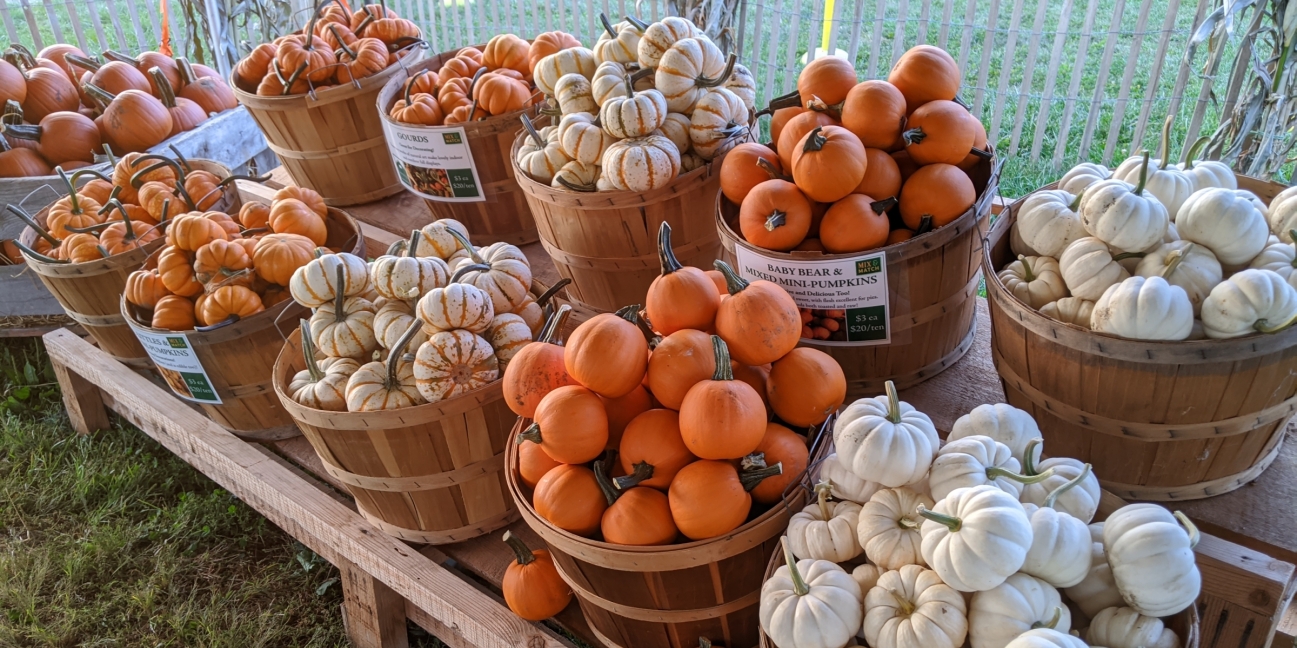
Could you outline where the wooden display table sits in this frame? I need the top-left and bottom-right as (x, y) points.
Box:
(42, 182), (1297, 648)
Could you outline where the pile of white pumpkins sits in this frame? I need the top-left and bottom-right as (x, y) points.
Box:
(759, 382), (1200, 648)
(284, 219), (546, 412)
(514, 14), (755, 193)
(1005, 126), (1297, 341)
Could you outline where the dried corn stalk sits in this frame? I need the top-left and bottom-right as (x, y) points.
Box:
(669, 0), (741, 54)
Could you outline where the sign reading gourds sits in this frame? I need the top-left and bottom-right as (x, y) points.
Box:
(759, 395), (1202, 648)
(1005, 119), (1297, 340)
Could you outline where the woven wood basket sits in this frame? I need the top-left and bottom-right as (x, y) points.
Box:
(512, 134), (725, 314)
(17, 159), (233, 368)
(984, 175), (1296, 501)
(376, 47), (540, 245)
(272, 323), (520, 544)
(121, 206), (364, 441)
(717, 157), (1000, 400)
(232, 50), (425, 207)
(507, 418), (828, 648)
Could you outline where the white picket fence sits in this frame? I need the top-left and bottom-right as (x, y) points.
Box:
(0, 0), (1241, 170)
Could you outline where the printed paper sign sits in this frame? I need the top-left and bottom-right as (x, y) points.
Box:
(382, 121), (486, 202)
(129, 327), (222, 404)
(732, 247), (891, 345)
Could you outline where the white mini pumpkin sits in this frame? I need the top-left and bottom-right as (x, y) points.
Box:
(593, 16), (643, 65)
(1201, 268), (1297, 338)
(1040, 297), (1094, 329)
(725, 62), (757, 114)
(919, 485), (1033, 592)
(1020, 464), (1093, 588)
(857, 487), (933, 570)
(309, 295), (379, 359)
(1079, 155), (1170, 253)
(834, 381), (939, 488)
(1090, 275), (1194, 341)
(820, 453), (883, 503)
(413, 329), (500, 402)
(487, 312), (533, 366)
(1175, 187), (1269, 267)
(1064, 534), (1124, 618)
(1058, 162), (1111, 195)
(968, 572), (1072, 648)
(862, 564), (968, 648)
(414, 219), (469, 260)
(289, 252), (370, 308)
(450, 237), (533, 315)
(1103, 504), (1202, 617)
(1111, 144), (1195, 219)
(654, 111), (692, 154)
(997, 255), (1068, 310)
(851, 563), (883, 600)
(1013, 190), (1085, 258)
(1174, 137), (1236, 191)
(373, 298), (429, 351)
(1019, 439), (1102, 524)
(1269, 185), (1297, 242)
(556, 112), (612, 167)
(760, 538), (863, 648)
(1085, 606), (1179, 648)
(655, 36), (728, 113)
(689, 86), (748, 160)
(290, 319), (356, 412)
(590, 60), (652, 106)
(1135, 240), (1223, 314)
(553, 73), (597, 115)
(551, 160), (601, 191)
(929, 435), (1039, 501)
(370, 233), (450, 301)
(1058, 237), (1131, 301)
(948, 402), (1040, 464)
(600, 77), (669, 138)
(787, 481), (863, 562)
(1250, 237), (1297, 291)
(637, 16), (700, 70)
(1004, 629), (1088, 648)
(601, 135), (681, 192)
(415, 282), (494, 333)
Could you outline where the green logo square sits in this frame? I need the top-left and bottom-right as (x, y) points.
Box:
(856, 258), (881, 275)
(447, 169), (479, 198)
(845, 305), (888, 342)
(167, 338), (188, 349)
(442, 132), (463, 145)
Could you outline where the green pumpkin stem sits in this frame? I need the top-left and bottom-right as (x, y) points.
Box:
(889, 589), (916, 616)
(1032, 606), (1063, 630)
(332, 264), (348, 327)
(106, 199), (137, 242)
(535, 278), (571, 308)
(765, 210), (787, 232)
(1111, 251), (1146, 262)
(538, 304), (572, 345)
(814, 480), (833, 521)
(801, 126), (828, 154)
(520, 113), (545, 147)
(1174, 510), (1200, 549)
(713, 260), (749, 295)
(740, 461), (782, 491)
(1022, 438), (1045, 476)
(1067, 189), (1084, 212)
(12, 238), (66, 264)
(623, 14), (649, 31)
(1133, 150), (1151, 196)
(1043, 463), (1091, 510)
(710, 335), (734, 381)
(387, 320), (420, 388)
(55, 167), (83, 214)
(612, 461), (655, 491)
(1183, 136), (1210, 170)
(71, 168), (113, 186)
(986, 465), (1055, 485)
(64, 221), (112, 234)
(914, 215), (934, 236)
(445, 227), (483, 265)
(502, 530), (536, 565)
(599, 13), (618, 38)
(593, 459), (621, 505)
(404, 229), (420, 258)
(657, 221), (682, 275)
(449, 262), (490, 284)
(128, 156), (185, 188)
(148, 67), (179, 108)
(780, 536), (810, 596)
(970, 146), (993, 160)
(698, 53), (737, 88)
(916, 504), (962, 532)
(1254, 308), (1297, 334)
(1017, 254), (1036, 282)
(516, 422), (543, 445)
(1, 98), (22, 124)
(8, 204), (60, 246)
(300, 318), (324, 382)
(871, 196), (899, 213)
(884, 380), (902, 424)
(1158, 115), (1173, 170)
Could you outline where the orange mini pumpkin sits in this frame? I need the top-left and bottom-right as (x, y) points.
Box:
(899, 163), (975, 232)
(791, 125), (867, 204)
(769, 106), (804, 148)
(887, 229), (915, 245)
(618, 409), (697, 490)
(272, 185), (327, 218)
(473, 72), (530, 115)
(517, 385), (609, 465)
(238, 201), (271, 230)
(167, 212), (229, 251)
(157, 246), (202, 297)
(501, 531), (572, 621)
(712, 260), (801, 366)
(841, 80), (907, 149)
(151, 294), (195, 330)
(125, 268), (170, 309)
(389, 91), (443, 126)
(677, 336), (767, 460)
(739, 179), (812, 252)
(518, 441), (562, 489)
(503, 306), (579, 417)
(903, 99), (976, 166)
(483, 34), (531, 76)
(252, 232), (316, 285)
(269, 198), (327, 245)
(597, 384), (652, 450)
(644, 222), (719, 336)
(819, 194), (892, 254)
(797, 55), (857, 111)
(200, 284), (264, 324)
(855, 148), (902, 199)
(720, 142), (783, 205)
(888, 44), (962, 113)
(775, 109), (836, 170)
(668, 459), (783, 540)
(748, 423), (809, 505)
(528, 31), (580, 73)
(646, 329), (716, 410)
(599, 463), (678, 546)
(767, 347), (846, 427)
(564, 307), (648, 399)
(532, 463), (606, 537)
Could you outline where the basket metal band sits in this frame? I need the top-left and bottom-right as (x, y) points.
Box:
(355, 504), (518, 544)
(552, 560), (761, 624)
(64, 310), (129, 327)
(993, 347), (1297, 440)
(1100, 434), (1285, 501)
(320, 452), (505, 492)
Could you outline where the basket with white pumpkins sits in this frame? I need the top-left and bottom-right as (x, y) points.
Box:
(510, 14), (755, 193)
(1001, 121), (1297, 341)
(758, 385), (1200, 648)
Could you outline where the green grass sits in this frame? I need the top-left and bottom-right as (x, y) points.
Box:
(0, 338), (456, 647)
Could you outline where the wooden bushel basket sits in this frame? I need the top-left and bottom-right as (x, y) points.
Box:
(272, 328), (519, 544)
(17, 159), (234, 368)
(717, 157), (1000, 400)
(376, 47), (540, 246)
(507, 419), (827, 648)
(984, 176), (1295, 501)
(512, 134), (725, 314)
(232, 48), (425, 207)
(121, 206), (365, 441)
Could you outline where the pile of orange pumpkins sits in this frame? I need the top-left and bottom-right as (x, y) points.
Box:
(720, 44), (988, 254)
(502, 223), (847, 548)
(0, 44), (237, 176)
(12, 153), (240, 265)
(231, 0), (422, 97)
(123, 183), (336, 331)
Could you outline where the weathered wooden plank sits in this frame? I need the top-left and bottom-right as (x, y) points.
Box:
(890, 0), (910, 68)
(1077, 0), (1126, 161)
(989, 0), (1027, 146)
(868, 0), (887, 77)
(938, 0), (955, 51)
(117, 0), (148, 50)
(339, 557), (411, 648)
(956, 0), (978, 80)
(846, 0), (868, 73)
(50, 360), (111, 435)
(1166, 0), (1212, 159)
(17, 0), (45, 50)
(971, 0), (1001, 116)
(39, 0), (63, 45)
(0, 3), (19, 44)
(83, 0), (110, 52)
(0, 266), (65, 319)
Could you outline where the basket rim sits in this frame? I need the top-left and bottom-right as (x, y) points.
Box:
(375, 51), (540, 138)
(983, 175), (1297, 362)
(231, 45), (427, 108)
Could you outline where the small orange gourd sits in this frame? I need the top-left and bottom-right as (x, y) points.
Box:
(564, 306), (649, 399)
(819, 194), (893, 254)
(503, 306), (579, 417)
(903, 99), (976, 166)
(518, 441), (562, 489)
(747, 423), (809, 505)
(617, 409), (696, 490)
(775, 109), (836, 170)
(841, 80), (907, 148)
(797, 56), (857, 111)
(899, 163), (975, 232)
(738, 179), (811, 252)
(855, 148), (902, 199)
(501, 531), (572, 621)
(517, 385), (608, 465)
(888, 44), (962, 113)
(646, 329), (716, 410)
(767, 347), (847, 427)
(712, 261), (801, 366)
(597, 460), (678, 546)
(791, 126), (867, 203)
(597, 384), (652, 450)
(533, 463), (606, 537)
(677, 336), (767, 460)
(151, 294), (195, 330)
(644, 222), (720, 336)
(720, 142), (783, 205)
(668, 459), (783, 540)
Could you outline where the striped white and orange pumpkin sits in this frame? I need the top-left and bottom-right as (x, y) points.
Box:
(554, 72), (597, 115)
(487, 312), (534, 366)
(552, 160), (601, 191)
(637, 16), (698, 69)
(413, 329), (500, 402)
(455, 241), (534, 314)
(373, 298), (430, 350)
(290, 320), (359, 412)
(416, 282), (495, 333)
(414, 219), (469, 260)
(288, 252), (370, 308)
(591, 60), (655, 106)
(345, 322), (425, 411)
(655, 36), (726, 113)
(655, 112), (692, 154)
(370, 245), (450, 301)
(533, 47), (597, 96)
(309, 296), (380, 359)
(726, 62), (757, 114)
(557, 112), (612, 166)
(517, 122), (573, 182)
(601, 134), (680, 192)
(594, 17), (643, 65)
(690, 87), (748, 160)
(600, 79), (668, 138)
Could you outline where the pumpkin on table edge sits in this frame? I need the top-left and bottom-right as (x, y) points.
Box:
(501, 531), (572, 621)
